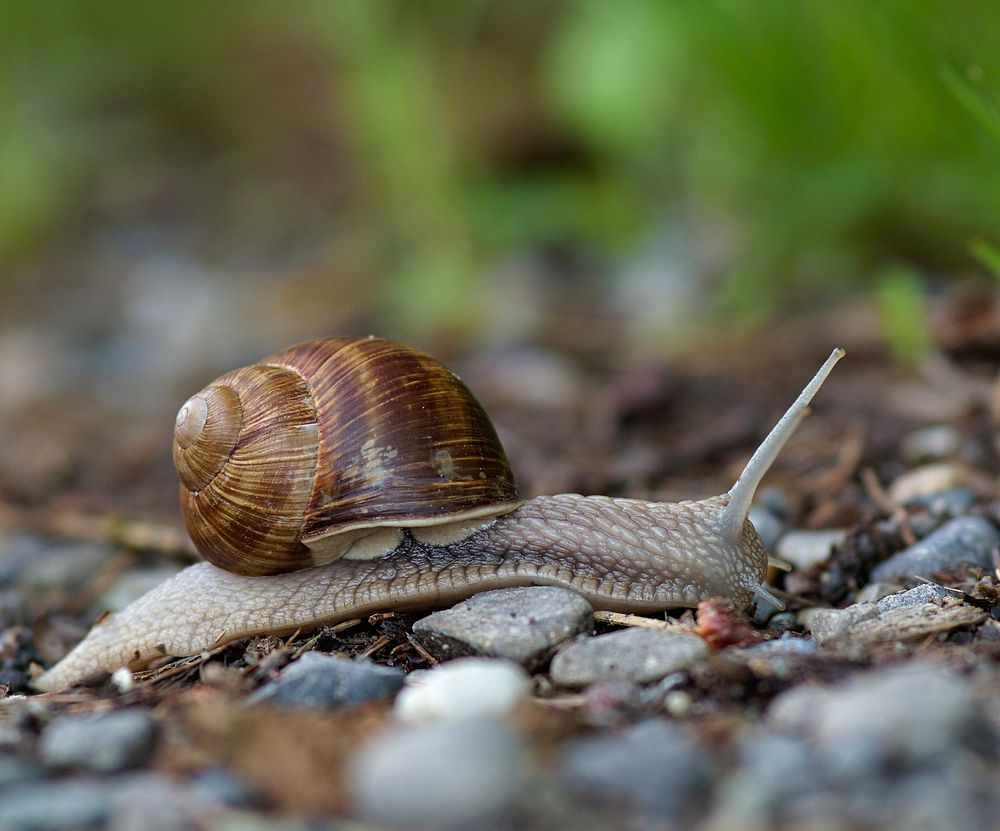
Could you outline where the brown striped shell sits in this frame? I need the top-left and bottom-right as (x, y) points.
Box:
(172, 337), (522, 576)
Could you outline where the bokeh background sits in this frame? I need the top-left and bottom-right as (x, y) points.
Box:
(2, 1), (999, 523)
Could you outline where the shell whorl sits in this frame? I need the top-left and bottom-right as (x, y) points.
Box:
(173, 386), (242, 492)
(175, 365), (320, 576)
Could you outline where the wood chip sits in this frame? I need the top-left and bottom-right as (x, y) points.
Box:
(847, 596), (987, 646)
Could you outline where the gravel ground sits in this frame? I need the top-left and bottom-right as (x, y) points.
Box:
(2, 341), (999, 831)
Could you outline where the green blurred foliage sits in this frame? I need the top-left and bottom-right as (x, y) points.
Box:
(875, 264), (931, 366)
(1, 0), (999, 336)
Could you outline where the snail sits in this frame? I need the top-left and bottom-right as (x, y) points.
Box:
(34, 337), (844, 691)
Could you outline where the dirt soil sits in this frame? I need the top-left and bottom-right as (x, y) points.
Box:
(1, 288), (999, 829)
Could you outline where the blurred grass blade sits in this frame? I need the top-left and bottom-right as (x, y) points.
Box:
(875, 266), (930, 367)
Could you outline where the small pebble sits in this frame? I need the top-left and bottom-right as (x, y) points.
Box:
(0, 754), (45, 787)
(413, 586), (593, 669)
(108, 775), (198, 831)
(0, 535), (115, 593)
(854, 582), (897, 604)
(110, 667), (135, 693)
(740, 636), (817, 657)
(888, 462), (968, 505)
(768, 662), (982, 770)
(748, 506), (785, 551)
(751, 590), (786, 627)
(870, 516), (999, 583)
(707, 730), (824, 828)
(765, 611), (798, 632)
(875, 583), (951, 613)
(97, 566), (185, 613)
(775, 529), (848, 571)
(550, 628), (708, 687)
(899, 425), (961, 464)
(394, 658), (530, 723)
(187, 767), (256, 808)
(349, 719), (523, 829)
(908, 487), (977, 516)
(40, 709), (156, 773)
(558, 719), (712, 821)
(758, 487), (790, 518)
(579, 679), (644, 721)
(801, 602), (878, 647)
(0, 778), (120, 829)
(247, 652), (403, 708)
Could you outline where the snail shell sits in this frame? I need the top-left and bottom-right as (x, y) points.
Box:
(172, 337), (521, 575)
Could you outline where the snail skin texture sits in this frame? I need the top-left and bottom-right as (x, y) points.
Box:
(34, 339), (844, 691)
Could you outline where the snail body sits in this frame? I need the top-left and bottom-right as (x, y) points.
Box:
(35, 339), (843, 692)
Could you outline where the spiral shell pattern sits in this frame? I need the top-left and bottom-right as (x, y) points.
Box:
(173, 337), (521, 575)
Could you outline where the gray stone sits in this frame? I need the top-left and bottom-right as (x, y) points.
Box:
(748, 506), (784, 551)
(98, 566), (185, 613)
(0, 753), (44, 787)
(550, 628), (708, 687)
(870, 517), (999, 583)
(247, 651), (403, 708)
(708, 730), (824, 827)
(758, 487), (790, 518)
(900, 425), (961, 463)
(558, 719), (711, 820)
(740, 636), (816, 657)
(803, 602), (878, 646)
(187, 767), (256, 807)
(918, 487), (977, 516)
(413, 586), (593, 669)
(108, 773), (220, 831)
(875, 583), (952, 613)
(764, 611), (798, 632)
(775, 529), (848, 571)
(0, 778), (118, 830)
(349, 719), (523, 828)
(40, 709), (156, 772)
(854, 582), (898, 604)
(0, 534), (115, 592)
(751, 589), (785, 626)
(768, 662), (982, 770)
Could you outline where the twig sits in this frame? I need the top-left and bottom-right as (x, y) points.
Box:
(360, 634), (392, 659)
(593, 611), (684, 630)
(405, 634), (438, 665)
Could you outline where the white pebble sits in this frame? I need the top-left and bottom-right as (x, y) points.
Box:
(394, 658), (530, 723)
(110, 667), (134, 693)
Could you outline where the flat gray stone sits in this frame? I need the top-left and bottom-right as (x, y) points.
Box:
(349, 719), (523, 828)
(875, 583), (951, 613)
(804, 602), (879, 647)
(870, 516), (999, 583)
(550, 628), (708, 687)
(558, 719), (711, 821)
(40, 709), (156, 772)
(247, 652), (403, 708)
(413, 586), (593, 669)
